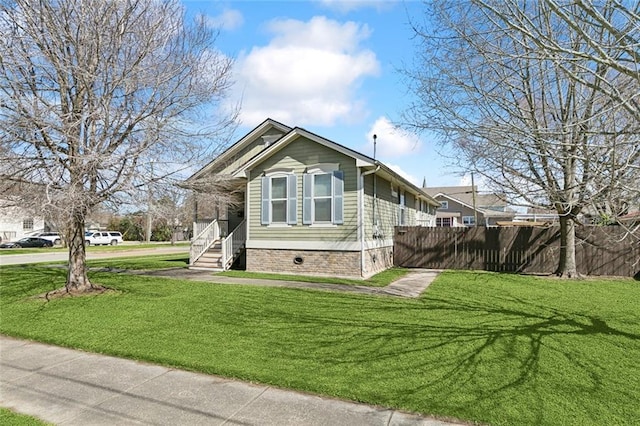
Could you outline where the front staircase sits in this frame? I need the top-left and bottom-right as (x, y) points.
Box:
(189, 220), (246, 271)
(192, 241), (224, 269)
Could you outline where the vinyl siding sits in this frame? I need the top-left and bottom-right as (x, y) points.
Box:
(362, 174), (429, 243)
(211, 128), (286, 176)
(248, 136), (358, 242)
(436, 196), (484, 225)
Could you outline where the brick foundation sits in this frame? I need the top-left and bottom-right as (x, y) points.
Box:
(245, 246), (395, 279)
(246, 248), (362, 278)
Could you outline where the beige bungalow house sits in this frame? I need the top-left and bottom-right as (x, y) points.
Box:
(423, 186), (515, 227)
(186, 118), (440, 278)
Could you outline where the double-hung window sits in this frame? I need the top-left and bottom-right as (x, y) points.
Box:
(303, 166), (344, 225)
(436, 217), (452, 227)
(398, 191), (406, 226)
(261, 172), (297, 225)
(462, 216), (475, 226)
(23, 218), (34, 231)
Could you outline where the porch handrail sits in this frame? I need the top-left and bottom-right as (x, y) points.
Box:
(221, 220), (246, 269)
(190, 219), (220, 265)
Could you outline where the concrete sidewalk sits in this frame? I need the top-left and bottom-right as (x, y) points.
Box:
(122, 268), (442, 299)
(1, 336), (461, 426)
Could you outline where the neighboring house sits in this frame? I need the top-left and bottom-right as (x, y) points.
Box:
(0, 203), (45, 243)
(423, 186), (514, 227)
(186, 118), (440, 278)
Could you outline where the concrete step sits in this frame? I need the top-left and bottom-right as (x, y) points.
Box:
(194, 256), (222, 265)
(200, 252), (222, 259)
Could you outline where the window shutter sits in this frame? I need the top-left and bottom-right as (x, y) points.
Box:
(333, 170), (344, 225)
(287, 174), (297, 225)
(261, 176), (270, 225)
(303, 174), (312, 225)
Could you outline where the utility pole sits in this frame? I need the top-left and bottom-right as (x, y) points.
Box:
(471, 172), (478, 227)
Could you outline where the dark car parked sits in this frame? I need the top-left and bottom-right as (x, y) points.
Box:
(0, 237), (54, 248)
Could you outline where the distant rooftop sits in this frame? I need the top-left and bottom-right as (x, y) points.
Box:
(423, 185), (507, 210)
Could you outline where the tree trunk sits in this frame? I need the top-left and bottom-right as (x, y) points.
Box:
(145, 212), (152, 243)
(556, 215), (579, 278)
(65, 215), (92, 292)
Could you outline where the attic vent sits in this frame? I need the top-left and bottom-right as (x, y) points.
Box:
(262, 134), (282, 147)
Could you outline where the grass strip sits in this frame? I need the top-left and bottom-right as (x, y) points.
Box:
(0, 408), (51, 426)
(1, 267), (638, 425)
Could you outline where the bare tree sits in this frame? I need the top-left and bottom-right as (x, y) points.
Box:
(402, 0), (640, 277)
(0, 0), (235, 293)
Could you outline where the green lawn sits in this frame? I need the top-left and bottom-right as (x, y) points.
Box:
(86, 254), (190, 270)
(0, 408), (51, 426)
(0, 266), (638, 425)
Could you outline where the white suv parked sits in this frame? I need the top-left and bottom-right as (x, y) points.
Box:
(32, 232), (63, 245)
(85, 231), (123, 246)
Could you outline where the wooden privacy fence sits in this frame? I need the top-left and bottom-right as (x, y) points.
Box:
(394, 226), (640, 277)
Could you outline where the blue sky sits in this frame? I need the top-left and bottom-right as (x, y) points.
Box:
(183, 0), (465, 187)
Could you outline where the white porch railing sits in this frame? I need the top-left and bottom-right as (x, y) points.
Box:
(221, 220), (246, 269)
(190, 220), (220, 265)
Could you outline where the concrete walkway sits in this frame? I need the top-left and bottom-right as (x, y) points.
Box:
(122, 268), (442, 299)
(1, 336), (462, 426)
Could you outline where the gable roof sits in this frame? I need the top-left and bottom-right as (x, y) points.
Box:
(232, 126), (375, 176)
(187, 118), (291, 182)
(425, 186), (514, 218)
(231, 124), (440, 207)
(424, 186), (507, 209)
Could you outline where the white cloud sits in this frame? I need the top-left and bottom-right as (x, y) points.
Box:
(386, 164), (420, 186)
(365, 116), (422, 158)
(202, 9), (243, 31)
(232, 16), (380, 127)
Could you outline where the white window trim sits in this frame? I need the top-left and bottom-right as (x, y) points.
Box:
(440, 200), (449, 209)
(261, 172), (297, 226)
(306, 163), (339, 174)
(311, 173), (333, 224)
(303, 169), (344, 225)
(267, 223), (292, 228)
(264, 167), (295, 176)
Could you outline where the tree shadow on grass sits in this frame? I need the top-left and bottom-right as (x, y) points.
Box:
(0, 265), (68, 300)
(224, 286), (640, 424)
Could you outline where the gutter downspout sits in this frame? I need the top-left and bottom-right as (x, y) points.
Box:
(360, 165), (380, 277)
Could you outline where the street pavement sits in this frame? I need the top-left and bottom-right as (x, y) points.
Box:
(0, 245), (188, 266)
(1, 336), (463, 426)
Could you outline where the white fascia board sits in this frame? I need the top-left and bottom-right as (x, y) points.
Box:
(356, 158), (375, 168)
